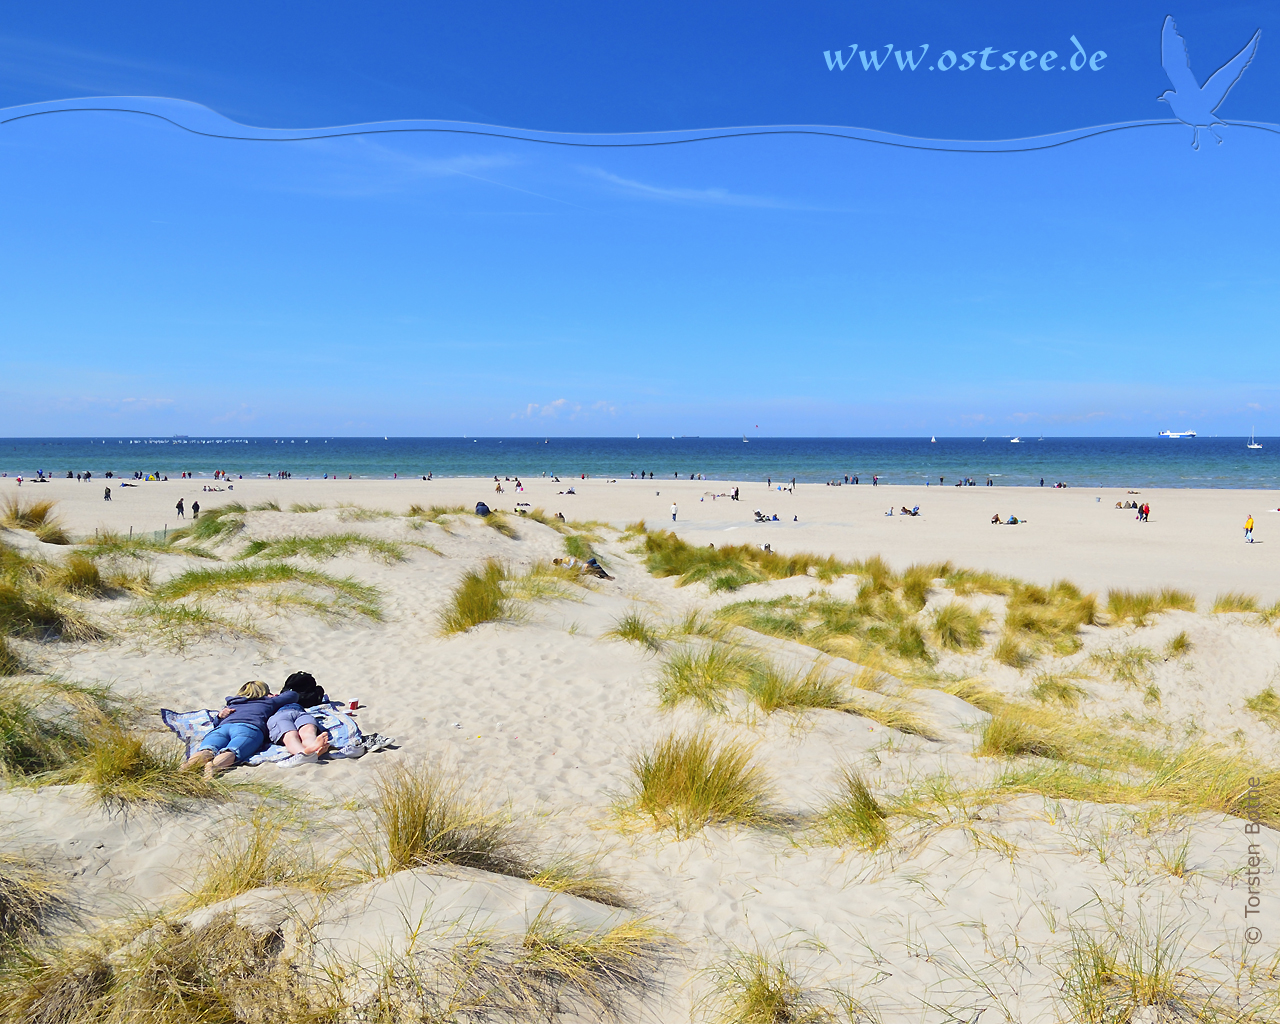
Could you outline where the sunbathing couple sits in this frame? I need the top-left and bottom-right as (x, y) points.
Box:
(991, 513), (1022, 525)
(552, 555), (614, 579)
(181, 671), (331, 778)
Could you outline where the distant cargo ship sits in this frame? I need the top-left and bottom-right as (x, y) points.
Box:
(1159, 430), (1197, 438)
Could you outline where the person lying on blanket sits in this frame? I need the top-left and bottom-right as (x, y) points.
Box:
(266, 672), (331, 759)
(181, 680), (302, 778)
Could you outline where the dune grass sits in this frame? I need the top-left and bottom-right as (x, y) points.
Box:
(368, 761), (529, 878)
(1, 497), (69, 545)
(0, 853), (69, 955)
(992, 632), (1034, 669)
(128, 601), (265, 651)
(601, 610), (665, 653)
(0, 914), (332, 1024)
(0, 679), (119, 778)
(1089, 645), (1157, 686)
(1, 543), (103, 643)
(514, 915), (665, 1015)
(1106, 587), (1195, 626)
(977, 708), (1068, 759)
(624, 732), (775, 836)
(188, 804), (351, 907)
(718, 592), (932, 668)
(239, 533), (406, 564)
(0, 637), (21, 676)
(527, 857), (630, 908)
(1246, 686), (1280, 728)
(440, 559), (509, 634)
(1163, 630), (1193, 657)
(1028, 671), (1090, 708)
(1054, 917), (1276, 1024)
(640, 528), (848, 592)
(168, 502), (247, 544)
(657, 644), (762, 710)
(1212, 591), (1259, 614)
(78, 529), (186, 559)
(705, 949), (835, 1024)
(929, 601), (986, 651)
(152, 562), (381, 619)
(289, 501), (325, 513)
(48, 723), (224, 808)
(816, 767), (889, 850)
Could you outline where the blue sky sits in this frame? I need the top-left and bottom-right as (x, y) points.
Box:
(0, 1), (1277, 436)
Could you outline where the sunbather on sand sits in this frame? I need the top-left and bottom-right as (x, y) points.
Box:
(182, 680), (303, 778)
(266, 672), (331, 759)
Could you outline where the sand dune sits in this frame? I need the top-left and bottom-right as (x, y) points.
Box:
(1, 479), (1277, 1022)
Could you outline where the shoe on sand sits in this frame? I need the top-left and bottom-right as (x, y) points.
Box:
(279, 752), (319, 768)
(204, 751), (237, 778)
(182, 749), (215, 772)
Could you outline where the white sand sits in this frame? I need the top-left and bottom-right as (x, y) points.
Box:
(20, 473), (1280, 603)
(2, 475), (1278, 1021)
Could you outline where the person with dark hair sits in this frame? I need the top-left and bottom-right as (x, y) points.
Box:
(266, 671), (330, 760)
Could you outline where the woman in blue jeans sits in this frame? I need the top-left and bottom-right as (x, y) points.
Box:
(181, 680), (302, 778)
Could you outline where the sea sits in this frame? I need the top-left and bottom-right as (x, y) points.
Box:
(1, 437), (1278, 490)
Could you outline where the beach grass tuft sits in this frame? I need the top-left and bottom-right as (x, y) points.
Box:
(1245, 687), (1280, 729)
(168, 502), (247, 544)
(189, 804), (350, 906)
(657, 643), (761, 710)
(1, 497), (70, 545)
(0, 853), (69, 952)
(978, 708), (1067, 759)
(369, 761), (529, 878)
(239, 533), (406, 564)
(706, 949), (835, 1024)
(152, 562), (381, 620)
(515, 915), (664, 1013)
(1090, 645), (1157, 686)
(993, 632), (1034, 669)
(624, 732), (775, 837)
(930, 601), (985, 651)
(1028, 671), (1089, 708)
(1163, 630), (1193, 657)
(602, 610), (665, 653)
(1106, 587), (1195, 626)
(440, 559), (509, 634)
(816, 767), (889, 850)
(1213, 591), (1259, 614)
(642, 529), (846, 592)
(49, 723), (224, 808)
(528, 857), (630, 908)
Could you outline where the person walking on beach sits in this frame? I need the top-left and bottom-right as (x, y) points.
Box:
(103, 486), (111, 501)
(1245, 514), (1255, 543)
(175, 498), (185, 519)
(192, 500), (200, 519)
(671, 502), (678, 522)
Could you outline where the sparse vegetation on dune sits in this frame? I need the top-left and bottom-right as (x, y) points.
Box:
(817, 767), (889, 851)
(0, 853), (68, 954)
(440, 559), (509, 634)
(408, 503), (518, 538)
(930, 601), (986, 650)
(1212, 590), (1259, 613)
(1, 497), (69, 545)
(602, 610), (665, 652)
(167, 502), (247, 544)
(1028, 671), (1089, 708)
(1246, 686), (1280, 728)
(1163, 630), (1192, 657)
(624, 732), (776, 836)
(152, 562), (382, 619)
(1106, 587), (1195, 626)
(368, 760), (529, 878)
(1089, 645), (1157, 686)
(705, 949), (836, 1024)
(189, 804), (350, 907)
(639, 528), (847, 592)
(48, 723), (224, 808)
(0, 914), (331, 1024)
(239, 533), (406, 564)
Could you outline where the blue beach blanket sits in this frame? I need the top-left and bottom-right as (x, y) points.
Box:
(161, 702), (372, 765)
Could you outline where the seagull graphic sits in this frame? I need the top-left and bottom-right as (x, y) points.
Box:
(1159, 15), (1261, 149)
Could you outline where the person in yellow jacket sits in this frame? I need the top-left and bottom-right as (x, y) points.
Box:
(1245, 514), (1255, 543)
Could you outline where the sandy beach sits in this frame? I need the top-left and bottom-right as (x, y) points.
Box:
(18, 473), (1280, 603)
(2, 476), (1278, 1022)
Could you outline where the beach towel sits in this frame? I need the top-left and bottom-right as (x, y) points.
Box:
(161, 701), (388, 765)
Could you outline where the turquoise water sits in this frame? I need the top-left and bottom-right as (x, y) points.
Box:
(2, 436), (1278, 489)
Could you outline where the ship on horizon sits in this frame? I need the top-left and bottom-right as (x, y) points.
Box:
(1159, 429), (1197, 438)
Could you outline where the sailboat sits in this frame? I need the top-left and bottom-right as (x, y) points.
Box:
(930, 436), (936, 443)
(743, 435), (749, 443)
(1010, 437), (1023, 443)
(1248, 428), (1263, 450)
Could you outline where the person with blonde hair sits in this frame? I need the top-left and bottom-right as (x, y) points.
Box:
(182, 679), (303, 778)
